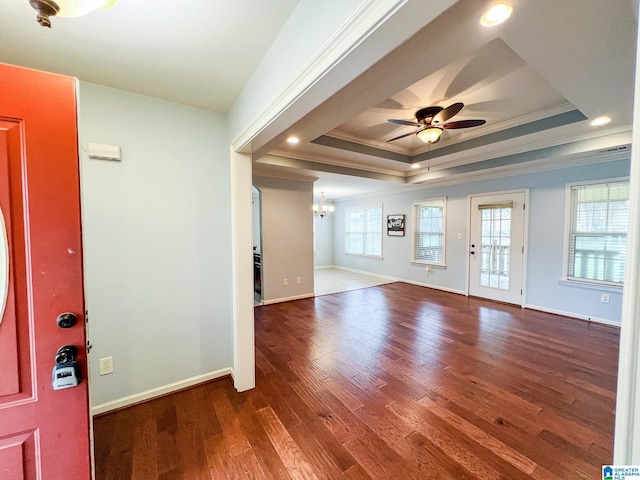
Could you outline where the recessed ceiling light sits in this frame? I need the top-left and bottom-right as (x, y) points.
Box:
(411, 164), (421, 169)
(590, 116), (611, 126)
(286, 136), (300, 144)
(481, 3), (513, 26)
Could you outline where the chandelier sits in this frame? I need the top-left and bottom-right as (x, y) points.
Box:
(23, 0), (118, 28)
(313, 192), (334, 219)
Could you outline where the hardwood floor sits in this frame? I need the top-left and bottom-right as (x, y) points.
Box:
(94, 283), (620, 479)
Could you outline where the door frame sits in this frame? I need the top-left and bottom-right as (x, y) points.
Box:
(465, 188), (529, 307)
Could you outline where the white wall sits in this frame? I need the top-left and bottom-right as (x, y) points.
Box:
(332, 159), (630, 325)
(253, 176), (314, 303)
(79, 82), (233, 410)
(228, 0), (364, 140)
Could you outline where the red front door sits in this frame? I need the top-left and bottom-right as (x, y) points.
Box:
(0, 63), (91, 478)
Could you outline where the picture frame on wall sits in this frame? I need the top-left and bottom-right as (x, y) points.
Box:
(387, 214), (405, 236)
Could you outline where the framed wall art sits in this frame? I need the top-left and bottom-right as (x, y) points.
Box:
(387, 214), (405, 236)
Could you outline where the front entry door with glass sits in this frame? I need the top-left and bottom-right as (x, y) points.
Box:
(468, 191), (527, 305)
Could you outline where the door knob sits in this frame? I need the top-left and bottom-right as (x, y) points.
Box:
(56, 312), (77, 329)
(52, 345), (81, 390)
(55, 345), (78, 364)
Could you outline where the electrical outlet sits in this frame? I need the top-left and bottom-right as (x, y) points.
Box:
(296, 277), (301, 284)
(601, 294), (610, 304)
(99, 357), (113, 376)
(457, 233), (462, 240)
(283, 278), (288, 286)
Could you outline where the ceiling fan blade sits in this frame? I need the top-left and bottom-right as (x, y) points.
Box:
(387, 119), (422, 127)
(386, 130), (419, 142)
(442, 119), (486, 129)
(433, 102), (464, 124)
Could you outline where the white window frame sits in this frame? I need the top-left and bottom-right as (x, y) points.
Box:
(562, 177), (629, 288)
(344, 204), (383, 259)
(411, 197), (446, 267)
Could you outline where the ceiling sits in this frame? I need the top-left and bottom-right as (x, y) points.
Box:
(258, 0), (638, 200)
(0, 0), (300, 112)
(0, 0), (637, 202)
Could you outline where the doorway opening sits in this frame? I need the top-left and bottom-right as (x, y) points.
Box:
(252, 186), (263, 305)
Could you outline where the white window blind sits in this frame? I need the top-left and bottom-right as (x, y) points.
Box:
(413, 198), (445, 265)
(345, 205), (382, 257)
(568, 181), (629, 285)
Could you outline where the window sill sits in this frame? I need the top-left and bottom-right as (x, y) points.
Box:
(559, 279), (623, 292)
(411, 261), (446, 269)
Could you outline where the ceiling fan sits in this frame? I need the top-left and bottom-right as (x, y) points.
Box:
(386, 102), (486, 144)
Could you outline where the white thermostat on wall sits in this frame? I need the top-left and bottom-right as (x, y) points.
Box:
(87, 143), (121, 161)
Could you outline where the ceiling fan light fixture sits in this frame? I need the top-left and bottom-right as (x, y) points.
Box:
(24, 0), (117, 27)
(417, 127), (443, 144)
(481, 3), (512, 27)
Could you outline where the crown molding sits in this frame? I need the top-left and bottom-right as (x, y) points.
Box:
(231, 0), (409, 153)
(266, 149), (407, 177)
(405, 123), (633, 176)
(332, 147), (630, 202)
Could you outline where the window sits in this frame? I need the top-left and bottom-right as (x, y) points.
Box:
(345, 204), (382, 257)
(412, 197), (446, 265)
(565, 180), (629, 285)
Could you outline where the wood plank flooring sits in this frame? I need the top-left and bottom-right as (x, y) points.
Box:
(94, 283), (620, 479)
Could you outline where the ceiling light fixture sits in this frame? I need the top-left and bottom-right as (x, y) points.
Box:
(23, 0), (117, 28)
(312, 192), (334, 219)
(481, 3), (512, 27)
(286, 136), (300, 144)
(411, 164), (421, 169)
(590, 116), (611, 126)
(416, 126), (443, 144)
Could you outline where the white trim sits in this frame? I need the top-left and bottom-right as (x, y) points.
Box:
(561, 176), (630, 285)
(524, 304), (621, 328)
(466, 189), (529, 307)
(409, 145), (631, 189)
(614, 6), (640, 462)
(399, 279), (466, 296)
(230, 150), (255, 392)
(314, 265), (336, 270)
(558, 279), (623, 293)
(90, 368), (233, 416)
(344, 203), (383, 258)
(262, 293), (315, 305)
(411, 196), (446, 266)
(230, 0), (408, 152)
(0, 206), (8, 328)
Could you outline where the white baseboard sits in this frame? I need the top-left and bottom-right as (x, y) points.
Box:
(332, 265), (466, 296)
(314, 265), (336, 270)
(262, 293), (315, 305)
(525, 304), (621, 327)
(91, 367), (233, 416)
(330, 266), (620, 323)
(400, 278), (466, 296)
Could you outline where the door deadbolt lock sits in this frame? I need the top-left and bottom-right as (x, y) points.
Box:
(56, 312), (77, 329)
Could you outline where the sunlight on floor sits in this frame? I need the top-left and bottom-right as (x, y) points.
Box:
(314, 268), (395, 296)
